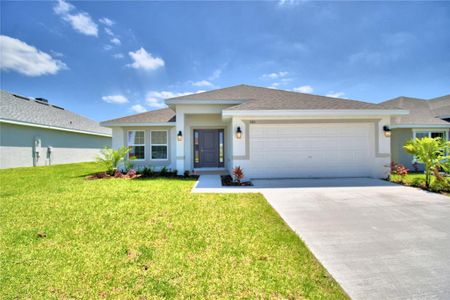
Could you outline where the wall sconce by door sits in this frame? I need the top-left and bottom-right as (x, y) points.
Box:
(177, 131), (183, 141)
(236, 126), (242, 139)
(383, 125), (391, 137)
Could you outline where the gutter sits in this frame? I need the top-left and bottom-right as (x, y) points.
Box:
(0, 118), (112, 137)
(100, 122), (176, 127)
(222, 109), (409, 118)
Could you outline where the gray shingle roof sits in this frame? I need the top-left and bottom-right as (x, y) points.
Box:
(429, 95), (450, 117)
(169, 84), (389, 110)
(101, 108), (176, 125)
(0, 90), (111, 136)
(380, 96), (450, 126)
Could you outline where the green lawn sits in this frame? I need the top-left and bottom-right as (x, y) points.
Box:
(0, 163), (346, 299)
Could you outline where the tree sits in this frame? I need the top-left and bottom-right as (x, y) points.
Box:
(403, 137), (449, 188)
(96, 146), (131, 175)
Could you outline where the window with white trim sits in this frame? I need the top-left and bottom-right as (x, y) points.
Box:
(127, 131), (145, 160)
(414, 130), (447, 140)
(151, 130), (168, 160)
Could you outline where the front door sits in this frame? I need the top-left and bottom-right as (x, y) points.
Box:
(193, 129), (224, 168)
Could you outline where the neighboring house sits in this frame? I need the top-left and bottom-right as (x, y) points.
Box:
(380, 95), (450, 170)
(0, 90), (111, 169)
(101, 84), (408, 179)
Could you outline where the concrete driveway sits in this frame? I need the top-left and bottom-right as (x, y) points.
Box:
(254, 178), (450, 300)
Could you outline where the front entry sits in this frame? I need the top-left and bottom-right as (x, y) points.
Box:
(193, 129), (224, 168)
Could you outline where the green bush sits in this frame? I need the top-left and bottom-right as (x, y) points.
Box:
(430, 179), (450, 193)
(96, 146), (130, 175)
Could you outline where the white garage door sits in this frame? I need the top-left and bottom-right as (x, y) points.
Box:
(248, 123), (373, 178)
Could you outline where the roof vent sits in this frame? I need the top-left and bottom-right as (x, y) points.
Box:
(35, 97), (49, 103)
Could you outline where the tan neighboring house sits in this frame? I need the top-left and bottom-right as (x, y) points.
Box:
(0, 90), (112, 169)
(380, 95), (450, 170)
(101, 84), (409, 179)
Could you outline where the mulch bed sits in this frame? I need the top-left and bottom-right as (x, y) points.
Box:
(221, 175), (253, 186)
(87, 170), (199, 180)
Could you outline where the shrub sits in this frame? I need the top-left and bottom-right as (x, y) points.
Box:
(410, 177), (426, 188)
(183, 170), (190, 178)
(232, 166), (244, 184)
(430, 179), (450, 193)
(127, 169), (137, 178)
(114, 170), (124, 178)
(124, 156), (135, 172)
(96, 147), (130, 175)
(404, 137), (449, 188)
(142, 166), (154, 177)
(160, 166), (168, 177)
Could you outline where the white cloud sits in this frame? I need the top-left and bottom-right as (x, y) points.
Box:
(105, 27), (114, 36)
(0, 35), (67, 76)
(112, 53), (124, 59)
(293, 85), (314, 93)
(278, 0), (304, 6)
(53, 0), (73, 15)
(53, 0), (98, 37)
(130, 104), (147, 113)
(208, 68), (222, 81)
(63, 13), (98, 36)
(192, 80), (212, 87)
(103, 44), (113, 51)
(102, 94), (129, 104)
(145, 90), (205, 109)
(326, 91), (346, 98)
(99, 17), (114, 27)
(110, 37), (121, 45)
(262, 71), (288, 80)
(127, 48), (164, 71)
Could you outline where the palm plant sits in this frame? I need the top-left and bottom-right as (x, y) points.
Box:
(96, 146), (130, 175)
(403, 137), (449, 188)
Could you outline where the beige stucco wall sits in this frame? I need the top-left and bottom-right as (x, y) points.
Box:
(390, 128), (414, 169)
(111, 126), (176, 171)
(183, 114), (232, 171)
(0, 123), (111, 169)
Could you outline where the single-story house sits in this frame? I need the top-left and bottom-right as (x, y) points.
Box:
(101, 84), (410, 179)
(380, 95), (450, 170)
(0, 90), (112, 169)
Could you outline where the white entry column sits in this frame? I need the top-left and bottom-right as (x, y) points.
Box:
(176, 111), (185, 175)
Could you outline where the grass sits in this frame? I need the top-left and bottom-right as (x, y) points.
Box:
(0, 162), (347, 299)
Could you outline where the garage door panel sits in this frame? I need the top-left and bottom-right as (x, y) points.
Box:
(248, 123), (373, 178)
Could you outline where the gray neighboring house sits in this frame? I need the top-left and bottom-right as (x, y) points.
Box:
(0, 90), (111, 169)
(380, 95), (450, 170)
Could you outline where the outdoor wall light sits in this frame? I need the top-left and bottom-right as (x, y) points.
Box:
(236, 126), (242, 139)
(177, 131), (183, 141)
(383, 125), (391, 137)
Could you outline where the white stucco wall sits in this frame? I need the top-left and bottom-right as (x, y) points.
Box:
(0, 123), (111, 169)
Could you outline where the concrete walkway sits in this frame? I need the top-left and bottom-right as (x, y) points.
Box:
(192, 176), (450, 299)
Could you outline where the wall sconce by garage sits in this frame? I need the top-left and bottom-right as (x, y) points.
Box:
(177, 131), (183, 141)
(383, 125), (391, 137)
(236, 126), (242, 139)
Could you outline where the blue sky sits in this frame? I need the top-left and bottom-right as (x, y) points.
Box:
(1, 0), (449, 122)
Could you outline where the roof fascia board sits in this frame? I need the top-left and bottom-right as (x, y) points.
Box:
(222, 109), (409, 118)
(100, 122), (176, 127)
(0, 118), (111, 137)
(390, 124), (450, 129)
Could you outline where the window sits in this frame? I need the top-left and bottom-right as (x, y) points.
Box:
(128, 131), (145, 160)
(414, 130), (447, 140)
(151, 131), (168, 160)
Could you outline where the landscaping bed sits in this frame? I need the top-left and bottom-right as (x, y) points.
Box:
(221, 174), (253, 186)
